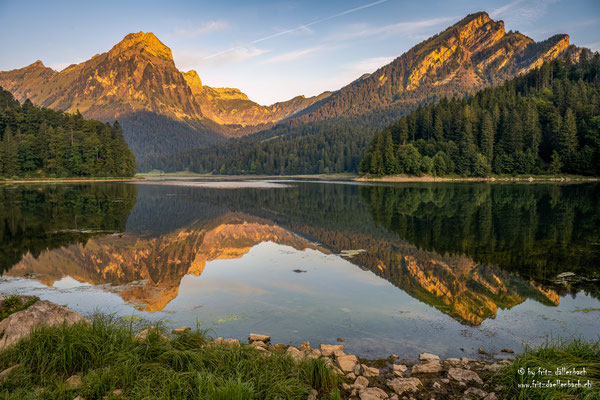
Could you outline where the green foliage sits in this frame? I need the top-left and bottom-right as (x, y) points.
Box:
(0, 315), (341, 399)
(0, 184), (137, 274)
(0, 87), (136, 178)
(498, 337), (600, 399)
(0, 295), (38, 321)
(361, 55), (600, 177)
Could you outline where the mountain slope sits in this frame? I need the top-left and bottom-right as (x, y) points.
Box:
(143, 11), (584, 174)
(295, 12), (579, 122)
(0, 32), (326, 163)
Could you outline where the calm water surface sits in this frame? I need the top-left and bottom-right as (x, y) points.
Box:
(0, 180), (598, 359)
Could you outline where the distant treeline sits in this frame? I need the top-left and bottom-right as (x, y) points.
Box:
(0, 87), (136, 178)
(361, 55), (600, 176)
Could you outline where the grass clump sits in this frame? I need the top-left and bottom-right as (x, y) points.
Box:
(498, 336), (600, 400)
(0, 295), (38, 321)
(0, 314), (341, 399)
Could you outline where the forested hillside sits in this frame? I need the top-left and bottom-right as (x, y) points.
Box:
(361, 55), (600, 177)
(0, 87), (136, 178)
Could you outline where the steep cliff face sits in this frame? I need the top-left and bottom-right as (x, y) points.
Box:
(298, 12), (579, 121)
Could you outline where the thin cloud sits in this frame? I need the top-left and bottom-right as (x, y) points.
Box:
(174, 47), (269, 70)
(204, 0), (390, 60)
(169, 20), (229, 38)
(262, 46), (324, 64)
(331, 16), (458, 42)
(489, 0), (525, 18)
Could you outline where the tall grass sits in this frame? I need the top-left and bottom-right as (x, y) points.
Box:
(498, 336), (600, 400)
(0, 314), (340, 399)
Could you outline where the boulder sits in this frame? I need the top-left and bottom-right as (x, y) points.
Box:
(361, 365), (380, 378)
(0, 300), (87, 350)
(320, 344), (344, 357)
(353, 375), (368, 388)
(464, 387), (488, 398)
(250, 340), (267, 350)
(359, 387), (389, 399)
(411, 360), (443, 374)
(483, 393), (498, 400)
(135, 326), (167, 341)
(386, 377), (422, 395)
(286, 346), (303, 361)
(222, 338), (240, 347)
(271, 343), (287, 351)
(418, 353), (440, 363)
(308, 388), (318, 400)
(171, 326), (191, 334)
(393, 364), (407, 377)
(298, 341), (311, 352)
(304, 348), (321, 359)
(248, 333), (270, 343)
(443, 357), (462, 368)
(448, 368), (483, 385)
(213, 337), (223, 345)
(336, 354), (358, 373)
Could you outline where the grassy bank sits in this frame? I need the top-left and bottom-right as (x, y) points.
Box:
(0, 315), (341, 400)
(497, 337), (600, 399)
(356, 174), (600, 183)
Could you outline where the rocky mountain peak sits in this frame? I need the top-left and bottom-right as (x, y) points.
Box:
(109, 31), (173, 61)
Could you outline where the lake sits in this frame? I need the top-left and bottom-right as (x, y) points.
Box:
(0, 180), (599, 359)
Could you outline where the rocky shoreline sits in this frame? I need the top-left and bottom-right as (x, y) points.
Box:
(211, 333), (507, 400)
(0, 294), (511, 399)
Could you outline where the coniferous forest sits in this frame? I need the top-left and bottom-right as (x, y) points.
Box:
(0, 86), (136, 178)
(361, 55), (600, 177)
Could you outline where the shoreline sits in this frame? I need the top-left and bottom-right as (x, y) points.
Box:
(354, 174), (600, 183)
(0, 177), (142, 184)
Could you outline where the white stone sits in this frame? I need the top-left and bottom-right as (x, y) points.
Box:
(419, 353), (440, 363)
(411, 361), (443, 374)
(320, 344), (344, 357)
(448, 368), (483, 385)
(359, 387), (389, 400)
(464, 387), (488, 398)
(248, 333), (270, 343)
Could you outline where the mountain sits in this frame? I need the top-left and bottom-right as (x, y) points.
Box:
(142, 11), (586, 174)
(294, 11), (580, 122)
(1, 13), (584, 171)
(0, 32), (327, 163)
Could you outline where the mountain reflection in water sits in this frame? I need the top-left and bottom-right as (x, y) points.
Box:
(1, 181), (598, 328)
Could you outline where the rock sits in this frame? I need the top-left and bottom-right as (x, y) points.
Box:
(419, 353), (440, 363)
(304, 348), (321, 359)
(248, 333), (270, 343)
(0, 364), (21, 381)
(361, 365), (380, 378)
(73, 397), (85, 400)
(440, 378), (450, 384)
(346, 372), (357, 380)
(342, 383), (353, 390)
(337, 354), (358, 373)
(482, 363), (502, 372)
(135, 326), (167, 341)
(353, 364), (362, 375)
(386, 377), (422, 395)
(308, 388), (318, 400)
(477, 348), (486, 355)
(359, 387), (389, 399)
(500, 348), (514, 354)
(171, 326), (191, 334)
(112, 389), (123, 396)
(483, 393), (498, 400)
(337, 337), (345, 343)
(464, 387), (488, 398)
(354, 375), (369, 388)
(389, 395), (399, 400)
(393, 364), (408, 377)
(250, 340), (267, 350)
(299, 341), (311, 352)
(222, 338), (240, 347)
(411, 361), (443, 374)
(443, 358), (462, 368)
(213, 337), (223, 345)
(0, 300), (87, 350)
(448, 368), (483, 385)
(286, 346), (303, 361)
(66, 375), (82, 390)
(432, 381), (442, 390)
(272, 343), (287, 351)
(320, 344), (344, 357)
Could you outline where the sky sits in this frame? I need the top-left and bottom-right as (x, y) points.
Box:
(0, 0), (599, 105)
